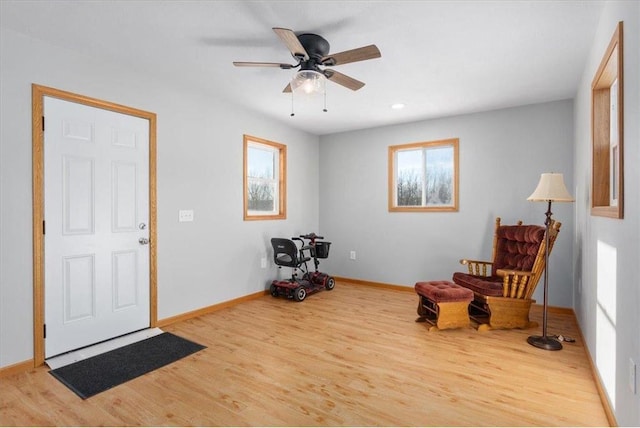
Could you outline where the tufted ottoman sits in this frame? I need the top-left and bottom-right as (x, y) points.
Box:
(415, 280), (474, 331)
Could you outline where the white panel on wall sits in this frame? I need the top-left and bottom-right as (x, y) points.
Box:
(63, 254), (95, 322)
(112, 250), (138, 310)
(62, 120), (94, 142)
(111, 127), (137, 149)
(111, 161), (137, 232)
(63, 156), (95, 235)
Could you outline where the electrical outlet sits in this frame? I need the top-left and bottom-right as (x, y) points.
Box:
(349, 251), (356, 260)
(630, 358), (637, 394)
(178, 209), (194, 222)
(260, 257), (267, 269)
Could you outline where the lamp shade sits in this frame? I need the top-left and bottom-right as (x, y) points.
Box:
(527, 173), (574, 202)
(290, 70), (326, 95)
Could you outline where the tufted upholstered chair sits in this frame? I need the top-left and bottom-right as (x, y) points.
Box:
(453, 217), (562, 331)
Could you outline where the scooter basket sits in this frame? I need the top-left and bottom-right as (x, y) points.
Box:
(314, 241), (331, 258)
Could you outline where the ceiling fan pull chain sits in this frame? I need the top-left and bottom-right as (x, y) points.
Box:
(290, 91), (295, 117)
(323, 89), (328, 113)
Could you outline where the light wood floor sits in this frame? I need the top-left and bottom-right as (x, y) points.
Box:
(0, 282), (609, 426)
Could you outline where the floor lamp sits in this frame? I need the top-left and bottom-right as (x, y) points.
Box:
(526, 173), (574, 351)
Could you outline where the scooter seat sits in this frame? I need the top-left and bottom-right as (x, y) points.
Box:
(271, 238), (311, 268)
(275, 255), (310, 264)
(275, 254), (293, 264)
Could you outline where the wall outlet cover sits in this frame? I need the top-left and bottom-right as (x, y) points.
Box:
(178, 209), (194, 222)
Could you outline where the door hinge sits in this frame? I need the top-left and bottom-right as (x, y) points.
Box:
(42, 116), (45, 132)
(42, 220), (45, 235)
(43, 324), (46, 339)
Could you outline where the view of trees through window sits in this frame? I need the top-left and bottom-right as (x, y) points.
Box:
(247, 145), (277, 212)
(396, 147), (453, 206)
(389, 139), (459, 212)
(243, 135), (286, 220)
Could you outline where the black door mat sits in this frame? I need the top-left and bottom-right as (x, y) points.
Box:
(49, 332), (205, 399)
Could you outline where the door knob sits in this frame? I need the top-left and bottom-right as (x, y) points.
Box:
(139, 237), (150, 245)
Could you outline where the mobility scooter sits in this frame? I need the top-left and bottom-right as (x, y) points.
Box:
(269, 233), (335, 301)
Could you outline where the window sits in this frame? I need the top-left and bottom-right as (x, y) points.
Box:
(388, 138), (459, 212)
(243, 135), (286, 220)
(609, 78), (619, 207)
(591, 21), (623, 219)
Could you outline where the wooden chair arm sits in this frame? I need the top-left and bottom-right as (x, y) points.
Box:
(460, 259), (493, 277)
(496, 269), (534, 299)
(496, 269), (534, 277)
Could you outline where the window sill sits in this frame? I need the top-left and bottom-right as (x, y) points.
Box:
(591, 205), (623, 219)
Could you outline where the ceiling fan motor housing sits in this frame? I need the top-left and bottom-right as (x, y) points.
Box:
(296, 33), (330, 62)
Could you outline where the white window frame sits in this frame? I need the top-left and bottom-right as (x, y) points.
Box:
(609, 78), (619, 207)
(388, 138), (459, 212)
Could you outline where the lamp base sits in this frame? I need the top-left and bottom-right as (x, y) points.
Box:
(527, 335), (563, 351)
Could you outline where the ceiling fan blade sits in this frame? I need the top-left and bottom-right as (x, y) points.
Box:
(283, 83), (292, 93)
(233, 61), (295, 69)
(321, 44), (381, 66)
(324, 70), (365, 91)
(273, 27), (309, 60)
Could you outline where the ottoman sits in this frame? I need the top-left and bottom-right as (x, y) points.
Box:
(415, 280), (474, 331)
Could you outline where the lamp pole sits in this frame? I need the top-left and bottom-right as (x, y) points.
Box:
(527, 200), (562, 351)
(526, 172), (573, 350)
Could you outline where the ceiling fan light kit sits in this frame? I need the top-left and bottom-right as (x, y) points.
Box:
(233, 27), (381, 114)
(291, 70), (326, 95)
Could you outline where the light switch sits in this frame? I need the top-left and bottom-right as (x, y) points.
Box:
(178, 209), (194, 222)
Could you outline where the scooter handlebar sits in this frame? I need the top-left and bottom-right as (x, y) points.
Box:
(300, 233), (324, 240)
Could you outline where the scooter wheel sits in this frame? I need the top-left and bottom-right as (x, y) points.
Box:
(269, 284), (279, 297)
(293, 286), (306, 302)
(325, 277), (336, 290)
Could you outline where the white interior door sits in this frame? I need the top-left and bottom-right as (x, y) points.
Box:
(44, 96), (150, 358)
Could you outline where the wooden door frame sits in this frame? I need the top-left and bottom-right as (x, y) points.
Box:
(31, 84), (158, 367)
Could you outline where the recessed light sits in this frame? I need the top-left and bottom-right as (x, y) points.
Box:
(391, 103), (405, 110)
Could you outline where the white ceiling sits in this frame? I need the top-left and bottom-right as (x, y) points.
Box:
(1, 0), (604, 136)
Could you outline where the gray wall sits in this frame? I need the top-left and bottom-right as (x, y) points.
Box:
(573, 2), (640, 425)
(0, 28), (320, 367)
(3, 5), (639, 424)
(319, 100), (575, 307)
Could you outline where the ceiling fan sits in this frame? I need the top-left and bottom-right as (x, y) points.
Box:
(233, 27), (381, 94)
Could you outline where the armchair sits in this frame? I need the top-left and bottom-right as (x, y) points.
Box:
(453, 217), (561, 331)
